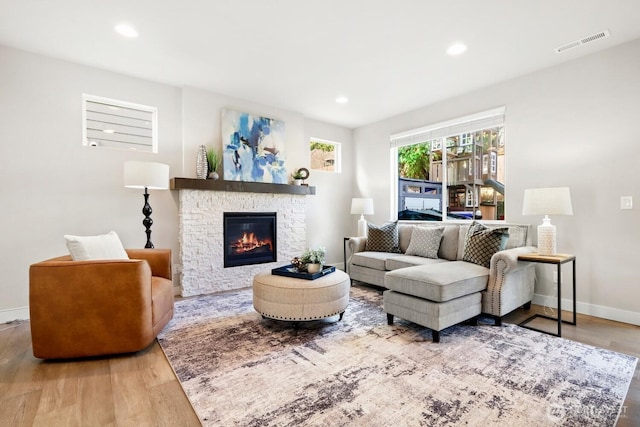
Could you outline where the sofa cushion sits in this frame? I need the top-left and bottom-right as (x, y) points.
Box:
(384, 261), (489, 302)
(64, 231), (129, 261)
(386, 255), (447, 271)
(462, 223), (509, 268)
(405, 226), (443, 258)
(349, 264), (388, 288)
(456, 224), (471, 260)
(505, 225), (528, 249)
(438, 225), (460, 261)
(397, 224), (414, 253)
(383, 290), (482, 331)
(351, 251), (402, 271)
(365, 222), (400, 253)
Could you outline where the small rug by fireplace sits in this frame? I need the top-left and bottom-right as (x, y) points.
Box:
(158, 286), (636, 426)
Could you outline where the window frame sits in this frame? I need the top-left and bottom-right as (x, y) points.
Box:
(391, 107), (506, 222)
(309, 137), (342, 173)
(82, 94), (158, 153)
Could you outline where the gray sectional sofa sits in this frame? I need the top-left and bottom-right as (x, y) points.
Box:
(347, 221), (537, 342)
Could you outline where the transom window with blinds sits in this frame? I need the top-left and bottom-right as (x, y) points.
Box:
(82, 94), (158, 153)
(390, 107), (506, 221)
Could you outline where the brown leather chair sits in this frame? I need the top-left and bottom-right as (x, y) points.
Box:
(29, 249), (174, 359)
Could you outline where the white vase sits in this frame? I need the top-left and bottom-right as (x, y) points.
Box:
(307, 263), (322, 274)
(196, 145), (208, 179)
(293, 179), (302, 185)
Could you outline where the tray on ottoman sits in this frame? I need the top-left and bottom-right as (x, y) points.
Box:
(272, 264), (336, 280)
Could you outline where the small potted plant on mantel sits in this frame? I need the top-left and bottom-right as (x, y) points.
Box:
(291, 167), (310, 185)
(301, 247), (325, 273)
(207, 146), (221, 180)
(291, 169), (304, 185)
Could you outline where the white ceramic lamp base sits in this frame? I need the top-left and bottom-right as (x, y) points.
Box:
(357, 215), (368, 237)
(537, 215), (557, 256)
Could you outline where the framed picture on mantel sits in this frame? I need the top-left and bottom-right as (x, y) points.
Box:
(221, 108), (287, 184)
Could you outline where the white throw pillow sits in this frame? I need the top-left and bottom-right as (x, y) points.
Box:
(405, 226), (444, 259)
(64, 231), (129, 261)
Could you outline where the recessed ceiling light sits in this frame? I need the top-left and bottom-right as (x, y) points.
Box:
(336, 96), (349, 104)
(446, 42), (467, 56)
(114, 23), (139, 38)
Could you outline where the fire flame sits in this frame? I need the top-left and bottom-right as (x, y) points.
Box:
(231, 232), (272, 254)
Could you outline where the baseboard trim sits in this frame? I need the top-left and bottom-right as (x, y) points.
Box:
(0, 306), (29, 323)
(533, 293), (640, 326)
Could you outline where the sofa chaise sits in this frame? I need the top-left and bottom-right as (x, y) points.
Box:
(348, 221), (536, 342)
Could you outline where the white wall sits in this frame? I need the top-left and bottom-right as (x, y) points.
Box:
(0, 45), (183, 321)
(0, 46), (353, 321)
(353, 39), (640, 325)
(180, 87), (354, 269)
(303, 119), (354, 266)
(181, 86), (307, 179)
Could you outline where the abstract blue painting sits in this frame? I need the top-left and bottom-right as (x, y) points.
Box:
(221, 109), (287, 184)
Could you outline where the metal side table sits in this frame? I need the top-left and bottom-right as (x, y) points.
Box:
(517, 253), (576, 337)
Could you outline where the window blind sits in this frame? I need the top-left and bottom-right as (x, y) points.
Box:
(390, 106), (505, 148)
(82, 94), (158, 153)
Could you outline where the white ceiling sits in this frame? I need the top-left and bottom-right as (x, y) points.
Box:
(1, 0), (640, 128)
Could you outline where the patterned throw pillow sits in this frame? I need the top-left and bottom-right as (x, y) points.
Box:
(365, 222), (400, 253)
(405, 227), (444, 259)
(462, 223), (509, 268)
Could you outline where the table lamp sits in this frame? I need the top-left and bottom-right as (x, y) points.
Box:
(124, 161), (170, 248)
(522, 187), (573, 255)
(350, 198), (374, 237)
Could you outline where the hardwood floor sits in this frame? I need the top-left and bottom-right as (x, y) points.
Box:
(0, 321), (201, 426)
(1, 305), (638, 426)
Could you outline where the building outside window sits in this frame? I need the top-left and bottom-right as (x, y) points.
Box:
(310, 138), (341, 173)
(391, 107), (505, 221)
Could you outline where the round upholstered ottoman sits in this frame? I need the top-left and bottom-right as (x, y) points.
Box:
(253, 269), (350, 321)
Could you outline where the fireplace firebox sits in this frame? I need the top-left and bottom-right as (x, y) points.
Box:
(223, 212), (277, 268)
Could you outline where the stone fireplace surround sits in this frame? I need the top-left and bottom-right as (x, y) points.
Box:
(171, 178), (314, 296)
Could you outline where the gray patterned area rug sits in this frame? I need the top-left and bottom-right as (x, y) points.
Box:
(158, 285), (637, 426)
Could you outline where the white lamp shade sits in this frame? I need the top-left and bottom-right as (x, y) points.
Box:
(522, 187), (573, 216)
(124, 161), (170, 190)
(350, 198), (374, 215)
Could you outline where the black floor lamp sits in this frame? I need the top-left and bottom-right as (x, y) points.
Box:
(124, 161), (170, 248)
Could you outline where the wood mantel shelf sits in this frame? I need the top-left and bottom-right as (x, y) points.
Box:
(170, 177), (316, 195)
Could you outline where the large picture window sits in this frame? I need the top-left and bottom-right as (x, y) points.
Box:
(391, 107), (505, 221)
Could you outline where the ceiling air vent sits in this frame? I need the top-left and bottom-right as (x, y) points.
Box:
(554, 29), (611, 53)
